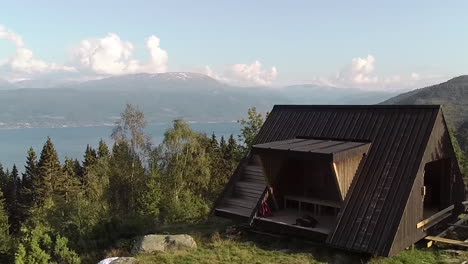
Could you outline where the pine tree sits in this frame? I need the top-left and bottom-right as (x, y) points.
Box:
(18, 148), (38, 224)
(137, 163), (162, 218)
(225, 134), (241, 161)
(8, 165), (21, 233)
(97, 139), (110, 159)
(219, 136), (227, 154)
(83, 145), (97, 169)
(0, 164), (6, 196)
(0, 166), (20, 233)
(36, 137), (61, 206)
(81, 145), (98, 188)
(0, 191), (11, 259)
(58, 158), (82, 203)
(210, 133), (219, 151)
(109, 141), (145, 216)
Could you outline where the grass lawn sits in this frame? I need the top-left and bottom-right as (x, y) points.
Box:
(132, 218), (468, 264)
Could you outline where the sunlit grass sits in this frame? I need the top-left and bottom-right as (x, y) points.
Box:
(132, 218), (468, 264)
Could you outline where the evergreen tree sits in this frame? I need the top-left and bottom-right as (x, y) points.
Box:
(97, 139), (110, 159)
(225, 134), (241, 162)
(21, 148), (38, 208)
(17, 148), (38, 226)
(0, 191), (11, 260)
(204, 134), (239, 203)
(81, 145), (98, 188)
(109, 141), (145, 216)
(0, 165), (20, 233)
(0, 164), (6, 197)
(8, 165), (21, 233)
(83, 145), (97, 169)
(137, 155), (162, 219)
(36, 137), (61, 206)
(209, 133), (219, 151)
(219, 136), (227, 154)
(58, 158), (82, 203)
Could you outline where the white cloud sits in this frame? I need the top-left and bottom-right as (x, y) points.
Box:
(0, 24), (75, 75)
(306, 55), (448, 91)
(410, 73), (420, 81)
(0, 24), (24, 47)
(204, 60), (278, 86)
(336, 55), (378, 85)
(72, 33), (168, 75)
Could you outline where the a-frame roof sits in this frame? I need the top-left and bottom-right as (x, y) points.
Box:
(253, 105), (440, 256)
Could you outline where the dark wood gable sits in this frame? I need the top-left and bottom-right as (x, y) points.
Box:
(214, 105), (465, 257)
(253, 105), (440, 256)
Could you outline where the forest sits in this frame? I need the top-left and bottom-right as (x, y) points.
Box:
(0, 104), (266, 263)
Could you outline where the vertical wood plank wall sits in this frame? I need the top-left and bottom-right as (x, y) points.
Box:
(388, 110), (464, 255)
(333, 155), (364, 200)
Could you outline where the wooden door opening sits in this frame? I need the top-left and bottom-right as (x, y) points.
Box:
(423, 159), (451, 218)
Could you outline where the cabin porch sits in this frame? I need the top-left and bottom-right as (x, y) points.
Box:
(255, 208), (336, 234)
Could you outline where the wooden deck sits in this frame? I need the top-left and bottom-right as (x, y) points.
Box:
(255, 208), (337, 235)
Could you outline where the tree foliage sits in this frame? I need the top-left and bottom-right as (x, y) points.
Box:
(0, 190), (12, 260)
(237, 107), (267, 153)
(449, 127), (467, 177)
(1, 104), (254, 261)
(35, 137), (61, 207)
(14, 224), (80, 264)
(157, 119), (211, 222)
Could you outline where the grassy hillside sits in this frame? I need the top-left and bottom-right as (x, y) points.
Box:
(381, 76), (468, 150)
(116, 219), (467, 264)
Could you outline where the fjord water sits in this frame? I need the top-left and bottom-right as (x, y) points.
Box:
(0, 122), (240, 171)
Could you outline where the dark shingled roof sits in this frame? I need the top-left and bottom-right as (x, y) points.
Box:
(252, 138), (371, 162)
(253, 105), (440, 256)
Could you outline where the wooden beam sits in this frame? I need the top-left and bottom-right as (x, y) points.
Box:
(424, 236), (468, 248)
(417, 205), (454, 228)
(423, 213), (451, 231)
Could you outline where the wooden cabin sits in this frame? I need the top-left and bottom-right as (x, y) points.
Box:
(213, 105), (466, 256)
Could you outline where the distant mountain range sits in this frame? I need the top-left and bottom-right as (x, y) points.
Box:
(382, 75), (468, 149)
(0, 72), (397, 129)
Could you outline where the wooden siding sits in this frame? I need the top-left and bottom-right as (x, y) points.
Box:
(388, 109), (465, 256)
(253, 105), (442, 256)
(215, 105), (465, 256)
(333, 154), (364, 200)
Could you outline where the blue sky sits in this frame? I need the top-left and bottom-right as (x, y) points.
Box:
(0, 0), (467, 89)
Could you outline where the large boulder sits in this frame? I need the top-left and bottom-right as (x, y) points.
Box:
(132, 234), (197, 254)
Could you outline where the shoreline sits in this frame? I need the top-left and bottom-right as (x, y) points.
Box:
(0, 120), (239, 131)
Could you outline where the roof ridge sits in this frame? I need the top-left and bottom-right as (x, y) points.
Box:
(273, 104), (441, 109)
